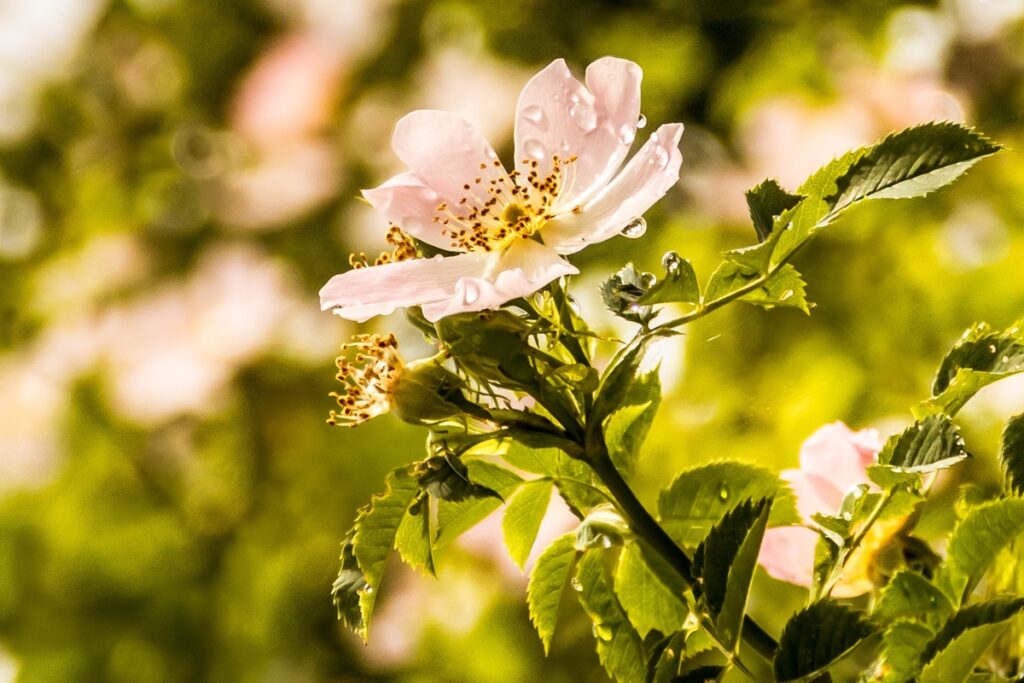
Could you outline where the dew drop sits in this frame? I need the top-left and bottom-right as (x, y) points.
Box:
(569, 101), (598, 132)
(521, 105), (546, 127)
(592, 623), (613, 641)
(463, 281), (481, 305)
(599, 535), (613, 549)
(718, 484), (730, 501)
(617, 124), (636, 145)
(664, 648), (676, 660)
(621, 217), (647, 238)
(652, 145), (670, 170)
(779, 289), (794, 302)
(570, 578), (583, 592)
(636, 114), (647, 129)
(524, 138), (547, 160)
(662, 251), (682, 273)
(640, 271), (656, 288)
(626, 303), (642, 315)
(989, 344), (998, 353)
(1001, 355), (1010, 364)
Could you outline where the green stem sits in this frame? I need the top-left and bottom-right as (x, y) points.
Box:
(586, 435), (779, 663)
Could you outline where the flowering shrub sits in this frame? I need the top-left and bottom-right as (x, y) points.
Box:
(323, 57), (1024, 681)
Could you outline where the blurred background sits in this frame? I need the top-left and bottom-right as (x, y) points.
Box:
(1, 0), (1023, 681)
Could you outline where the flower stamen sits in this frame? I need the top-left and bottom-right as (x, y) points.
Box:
(348, 226), (417, 269)
(327, 333), (403, 427)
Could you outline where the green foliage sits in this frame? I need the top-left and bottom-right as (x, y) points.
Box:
(826, 123), (1001, 211)
(918, 599), (1024, 683)
(434, 461), (523, 546)
(574, 552), (647, 683)
(527, 532), (578, 654)
(692, 498), (772, 650)
(773, 600), (875, 682)
(873, 570), (954, 625)
(936, 497), (1024, 604)
(637, 252), (700, 306)
(878, 620), (935, 683)
(613, 542), (688, 637)
(395, 496), (435, 575)
(658, 461), (799, 548)
(1001, 413), (1024, 495)
(738, 263), (811, 313)
(502, 479), (553, 569)
(868, 414), (970, 487)
(921, 320), (1024, 415)
(601, 263), (657, 325)
(745, 178), (803, 242)
(602, 369), (661, 475)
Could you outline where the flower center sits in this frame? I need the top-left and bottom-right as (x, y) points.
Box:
(432, 154), (578, 253)
(327, 333), (403, 427)
(349, 226), (417, 269)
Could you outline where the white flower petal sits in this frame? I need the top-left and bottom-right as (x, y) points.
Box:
(514, 58), (642, 210)
(319, 252), (491, 322)
(420, 240), (577, 321)
(543, 123), (683, 254)
(361, 172), (454, 250)
(390, 110), (503, 208)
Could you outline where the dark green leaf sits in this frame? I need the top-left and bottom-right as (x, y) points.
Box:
(675, 665), (725, 683)
(502, 479), (554, 569)
(637, 253), (700, 306)
(613, 542), (688, 638)
(527, 532), (577, 654)
(873, 570), (954, 625)
(877, 620), (934, 683)
(746, 178), (802, 241)
(658, 461), (799, 549)
(417, 455), (501, 503)
(773, 600), (875, 682)
(868, 415), (970, 487)
(936, 497), (1024, 604)
(827, 122), (1001, 212)
(434, 460), (523, 546)
(922, 320), (1024, 415)
(693, 498), (772, 650)
(331, 534), (371, 637)
(738, 263), (810, 313)
(589, 332), (672, 446)
(1001, 413), (1024, 495)
(575, 552), (647, 682)
(601, 263), (656, 325)
(918, 598), (1024, 683)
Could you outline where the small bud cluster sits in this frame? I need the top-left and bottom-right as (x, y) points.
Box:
(328, 333), (403, 427)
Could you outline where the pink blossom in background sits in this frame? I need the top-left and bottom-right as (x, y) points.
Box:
(320, 57), (684, 322)
(758, 422), (883, 596)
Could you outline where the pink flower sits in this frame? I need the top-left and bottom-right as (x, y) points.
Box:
(320, 57), (684, 322)
(758, 422), (884, 597)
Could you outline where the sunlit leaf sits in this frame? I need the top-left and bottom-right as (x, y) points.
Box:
(502, 479), (553, 569)
(936, 497), (1024, 604)
(867, 414), (970, 488)
(613, 541), (687, 637)
(1001, 413), (1024, 495)
(738, 263), (810, 313)
(394, 496), (435, 576)
(602, 367), (660, 474)
(435, 461), (523, 546)
(918, 598), (1024, 683)
(574, 552), (647, 683)
(877, 620), (935, 683)
(527, 532), (577, 654)
(746, 178), (802, 241)
(637, 253), (700, 306)
(873, 570), (954, 625)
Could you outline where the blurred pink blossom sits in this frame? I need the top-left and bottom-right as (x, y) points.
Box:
(321, 57), (684, 322)
(758, 422), (883, 596)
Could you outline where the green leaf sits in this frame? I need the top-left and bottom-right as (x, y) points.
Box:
(1000, 413), (1024, 495)
(746, 178), (803, 241)
(434, 460), (523, 546)
(658, 461), (799, 549)
(675, 665), (726, 682)
(637, 253), (700, 306)
(613, 542), (688, 638)
(873, 570), (954, 625)
(574, 552), (647, 683)
(395, 496), (435, 575)
(603, 368), (661, 475)
(417, 455), (501, 503)
(343, 467), (421, 639)
(500, 441), (603, 514)
(868, 414), (970, 487)
(918, 598), (1024, 683)
(601, 263), (656, 325)
(921, 320), (1024, 416)
(877, 620), (935, 683)
(826, 122), (1001, 212)
(738, 263), (810, 313)
(773, 599), (875, 682)
(703, 258), (761, 304)
(936, 497), (1024, 604)
(797, 148), (868, 198)
(589, 332), (671, 445)
(527, 532), (577, 654)
(331, 534), (371, 636)
(502, 479), (553, 569)
(693, 498), (772, 650)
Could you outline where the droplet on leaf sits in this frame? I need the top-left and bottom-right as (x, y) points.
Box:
(662, 251), (682, 273)
(636, 114), (647, 129)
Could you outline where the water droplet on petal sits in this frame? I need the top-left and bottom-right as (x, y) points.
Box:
(617, 124), (636, 145)
(521, 105), (547, 129)
(524, 138), (546, 160)
(569, 101), (598, 132)
(571, 578), (583, 592)
(463, 281), (481, 305)
(652, 145), (670, 170)
(718, 484), (730, 501)
(662, 251), (682, 273)
(636, 114), (647, 129)
(621, 217), (647, 238)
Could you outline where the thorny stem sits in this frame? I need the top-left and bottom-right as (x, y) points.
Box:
(585, 433), (780, 664)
